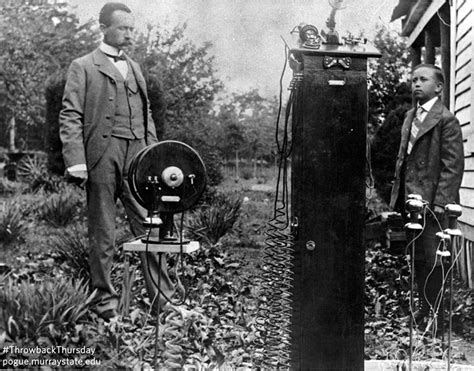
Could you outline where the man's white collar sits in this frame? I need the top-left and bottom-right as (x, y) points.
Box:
(99, 41), (122, 56)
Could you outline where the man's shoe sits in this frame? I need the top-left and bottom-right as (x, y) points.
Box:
(98, 308), (119, 321)
(92, 296), (119, 321)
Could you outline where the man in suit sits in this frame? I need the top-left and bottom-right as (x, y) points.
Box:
(390, 64), (464, 324)
(59, 2), (173, 320)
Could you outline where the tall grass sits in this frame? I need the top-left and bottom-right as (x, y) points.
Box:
(49, 225), (89, 280)
(0, 198), (28, 245)
(37, 186), (84, 227)
(186, 193), (242, 245)
(0, 276), (93, 342)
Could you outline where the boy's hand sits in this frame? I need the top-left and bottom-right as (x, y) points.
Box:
(433, 205), (445, 221)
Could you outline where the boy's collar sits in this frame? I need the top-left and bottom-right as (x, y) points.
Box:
(417, 96), (439, 112)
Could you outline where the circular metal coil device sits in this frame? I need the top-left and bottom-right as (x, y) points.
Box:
(128, 140), (206, 215)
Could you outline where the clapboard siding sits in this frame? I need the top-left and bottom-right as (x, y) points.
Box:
(456, 82), (471, 99)
(457, 0), (471, 22)
(455, 87), (472, 110)
(455, 103), (471, 122)
(461, 170), (474, 188)
(452, 235), (474, 288)
(455, 50), (472, 74)
(459, 205), (474, 226)
(454, 0), (474, 157)
(456, 31), (472, 55)
(464, 155), (474, 170)
(455, 72), (471, 90)
(461, 123), (473, 144)
(456, 10), (472, 39)
(453, 0), (474, 287)
(460, 186), (474, 205)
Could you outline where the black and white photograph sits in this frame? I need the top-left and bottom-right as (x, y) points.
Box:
(1, 0), (473, 369)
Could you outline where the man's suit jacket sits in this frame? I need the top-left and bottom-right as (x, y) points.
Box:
(390, 98), (464, 210)
(59, 48), (158, 170)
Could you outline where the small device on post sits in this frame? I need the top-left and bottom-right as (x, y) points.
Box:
(405, 194), (424, 231)
(124, 140), (206, 252)
(445, 203), (462, 236)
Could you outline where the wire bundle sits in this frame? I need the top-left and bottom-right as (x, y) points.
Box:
(254, 44), (299, 368)
(404, 202), (465, 369)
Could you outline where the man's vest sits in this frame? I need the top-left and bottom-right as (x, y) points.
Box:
(111, 65), (145, 139)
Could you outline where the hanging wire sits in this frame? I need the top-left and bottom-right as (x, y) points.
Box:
(437, 9), (450, 27)
(366, 138), (375, 201)
(406, 205), (466, 368)
(254, 42), (297, 368)
(144, 214), (188, 307)
(404, 205), (427, 369)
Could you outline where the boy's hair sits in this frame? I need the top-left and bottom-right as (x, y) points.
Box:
(412, 63), (445, 84)
(99, 3), (132, 26)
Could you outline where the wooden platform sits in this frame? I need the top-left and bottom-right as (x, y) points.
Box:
(123, 239), (200, 254)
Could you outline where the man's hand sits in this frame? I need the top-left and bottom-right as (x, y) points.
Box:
(66, 169), (88, 189)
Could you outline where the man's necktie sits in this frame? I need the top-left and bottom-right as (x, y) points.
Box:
(104, 52), (126, 62)
(407, 106), (424, 155)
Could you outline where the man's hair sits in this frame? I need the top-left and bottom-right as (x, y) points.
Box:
(412, 63), (445, 84)
(99, 3), (132, 26)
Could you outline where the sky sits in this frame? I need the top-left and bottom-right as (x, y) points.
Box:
(67, 0), (401, 97)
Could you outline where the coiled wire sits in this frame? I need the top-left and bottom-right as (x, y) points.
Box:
(254, 43), (299, 368)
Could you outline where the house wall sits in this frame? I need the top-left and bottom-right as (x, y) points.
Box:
(451, 0), (474, 287)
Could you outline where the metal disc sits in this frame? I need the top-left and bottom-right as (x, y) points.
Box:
(128, 140), (206, 213)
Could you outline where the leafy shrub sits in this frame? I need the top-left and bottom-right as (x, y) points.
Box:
(0, 198), (28, 245)
(17, 154), (63, 193)
(49, 224), (89, 280)
(240, 167), (253, 180)
(37, 186), (84, 227)
(365, 242), (409, 319)
(186, 193), (242, 245)
(0, 276), (93, 342)
(452, 280), (474, 340)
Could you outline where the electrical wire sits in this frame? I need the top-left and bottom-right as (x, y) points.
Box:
(366, 138), (375, 201)
(405, 205), (466, 368)
(412, 239), (465, 365)
(254, 41), (296, 368)
(144, 215), (188, 307)
(404, 207), (426, 370)
(141, 213), (190, 367)
(437, 9), (450, 27)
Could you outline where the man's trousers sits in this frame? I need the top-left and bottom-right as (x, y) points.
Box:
(87, 136), (174, 309)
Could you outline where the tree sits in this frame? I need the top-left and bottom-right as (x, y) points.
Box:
(368, 26), (413, 204)
(216, 90), (278, 163)
(130, 23), (225, 185)
(368, 26), (411, 137)
(131, 24), (223, 145)
(0, 2), (99, 150)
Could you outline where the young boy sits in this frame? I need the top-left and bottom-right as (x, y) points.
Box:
(390, 64), (464, 323)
